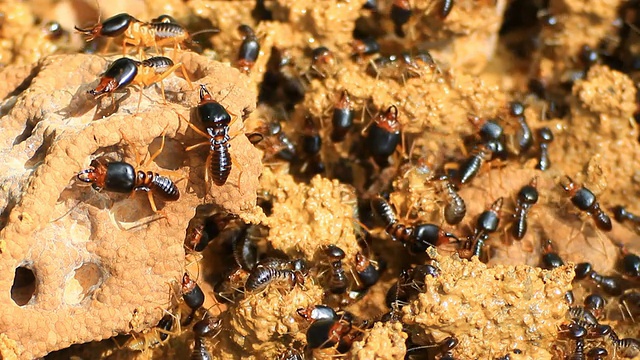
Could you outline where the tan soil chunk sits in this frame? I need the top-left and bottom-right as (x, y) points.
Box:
(222, 283), (324, 359)
(403, 249), (574, 359)
(348, 321), (408, 360)
(0, 52), (261, 359)
(261, 168), (360, 263)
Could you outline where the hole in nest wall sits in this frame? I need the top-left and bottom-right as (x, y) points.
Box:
(63, 263), (103, 305)
(11, 266), (36, 306)
(147, 136), (185, 171)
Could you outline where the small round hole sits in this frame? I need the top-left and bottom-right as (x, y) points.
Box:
(64, 263), (102, 305)
(147, 137), (185, 170)
(11, 266), (36, 306)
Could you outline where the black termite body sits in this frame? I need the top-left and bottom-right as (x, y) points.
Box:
(363, 0), (378, 10)
(244, 264), (303, 293)
(612, 205), (640, 233)
(354, 252), (380, 289)
(191, 84), (233, 186)
(370, 195), (458, 254)
(390, 0), (412, 37)
(509, 101), (533, 153)
(181, 273), (205, 311)
(566, 322), (586, 360)
(365, 105), (402, 166)
(77, 158), (179, 212)
(438, 0), (455, 19)
(297, 304), (338, 322)
(331, 90), (354, 142)
(351, 37), (380, 58)
(568, 306), (598, 326)
(75, 13), (138, 41)
(88, 57), (138, 96)
(586, 347), (607, 360)
(511, 177), (539, 240)
(574, 262), (593, 281)
(536, 127), (554, 170)
(467, 115), (506, 160)
(540, 239), (564, 269)
(443, 179), (466, 225)
(324, 245), (350, 294)
(306, 318), (352, 349)
(620, 252), (640, 278)
(191, 316), (222, 360)
(464, 197), (503, 260)
(560, 176), (612, 231)
(589, 271), (625, 296)
(613, 205), (640, 223)
(583, 293), (606, 319)
(236, 24), (260, 74)
(310, 46), (337, 77)
(88, 56), (188, 102)
(456, 140), (496, 185)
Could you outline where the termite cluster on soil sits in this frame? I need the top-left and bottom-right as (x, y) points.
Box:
(27, 0), (640, 358)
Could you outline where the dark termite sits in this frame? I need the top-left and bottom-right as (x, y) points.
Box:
(390, 0), (412, 37)
(77, 146), (179, 213)
(511, 177), (539, 240)
(236, 24), (260, 74)
(442, 178), (466, 225)
(331, 90), (354, 142)
(371, 195), (458, 254)
(180, 84), (237, 186)
(536, 127), (554, 170)
(365, 105), (402, 167)
(560, 176), (612, 231)
(323, 245), (350, 294)
(456, 140), (497, 185)
(190, 316), (222, 360)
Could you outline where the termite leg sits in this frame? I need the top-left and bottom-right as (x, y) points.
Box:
(177, 112), (211, 140)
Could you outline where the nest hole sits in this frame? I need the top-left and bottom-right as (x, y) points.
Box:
(147, 136), (186, 171)
(64, 263), (102, 305)
(11, 266), (36, 306)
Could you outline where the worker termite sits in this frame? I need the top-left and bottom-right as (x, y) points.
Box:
(331, 90), (354, 142)
(244, 259), (306, 293)
(354, 252), (381, 290)
(190, 315), (222, 360)
(441, 178), (466, 225)
(390, 0), (412, 37)
(540, 239), (564, 269)
(612, 205), (640, 233)
(236, 24), (260, 74)
(309, 46), (338, 78)
(351, 37), (380, 58)
(77, 136), (179, 213)
(536, 127), (554, 170)
(179, 84), (240, 187)
(371, 195), (458, 254)
(455, 140), (497, 185)
(364, 105), (402, 167)
(75, 12), (216, 56)
(117, 312), (180, 351)
(88, 56), (192, 113)
(559, 176), (612, 231)
(460, 197), (503, 261)
(509, 101), (533, 154)
(322, 245), (350, 294)
(511, 177), (539, 240)
(181, 272), (205, 313)
(586, 347), (607, 360)
(437, 0), (455, 19)
(297, 304), (338, 322)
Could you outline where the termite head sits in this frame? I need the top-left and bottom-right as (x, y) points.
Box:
(77, 160), (107, 190)
(75, 13), (135, 41)
(89, 57), (138, 97)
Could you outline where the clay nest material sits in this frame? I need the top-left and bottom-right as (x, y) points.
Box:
(0, 51), (262, 359)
